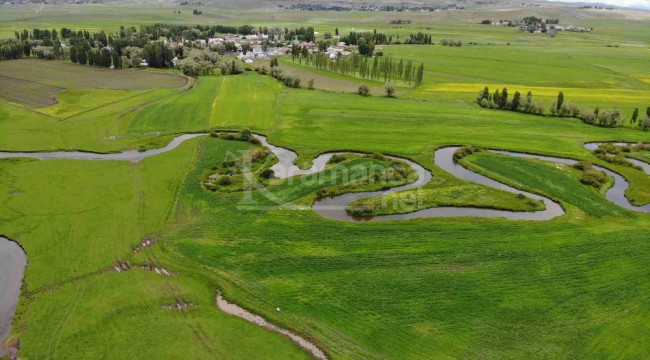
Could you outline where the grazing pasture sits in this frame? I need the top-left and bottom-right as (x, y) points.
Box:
(0, 3), (649, 359)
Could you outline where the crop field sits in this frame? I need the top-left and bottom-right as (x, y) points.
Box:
(0, 75), (63, 107)
(0, 59), (186, 107)
(1, 2), (650, 360)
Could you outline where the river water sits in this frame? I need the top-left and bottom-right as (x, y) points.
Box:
(0, 237), (27, 356)
(0, 134), (648, 358)
(255, 136), (649, 221)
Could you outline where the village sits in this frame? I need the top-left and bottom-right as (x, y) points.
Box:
(163, 32), (359, 65)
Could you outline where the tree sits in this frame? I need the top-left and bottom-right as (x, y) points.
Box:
(480, 86), (489, 102)
(493, 89), (501, 107)
(524, 90), (533, 113)
(581, 112), (596, 125)
(643, 115), (650, 131)
(358, 84), (370, 97)
(594, 107), (600, 120)
(291, 43), (300, 62)
(308, 79), (315, 90)
(301, 46), (308, 64)
(511, 91), (521, 111)
(335, 28), (339, 36)
(415, 63), (424, 85)
(499, 88), (508, 109)
(631, 107), (639, 124)
(647, 107), (650, 117)
(385, 83), (395, 97)
(557, 91), (564, 111)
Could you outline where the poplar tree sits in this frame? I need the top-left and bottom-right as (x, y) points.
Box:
(415, 62), (424, 85)
(511, 91), (521, 111)
(631, 107), (639, 124)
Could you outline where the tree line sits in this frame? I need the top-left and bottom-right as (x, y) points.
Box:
(4, 25), (275, 71)
(478, 86), (650, 131)
(292, 51), (424, 86)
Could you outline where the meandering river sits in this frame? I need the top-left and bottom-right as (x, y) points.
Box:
(0, 134), (206, 163)
(254, 135), (650, 221)
(1, 134), (648, 358)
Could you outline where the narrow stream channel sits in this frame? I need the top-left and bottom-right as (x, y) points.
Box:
(0, 134), (207, 163)
(0, 237), (27, 357)
(216, 291), (328, 360)
(584, 142), (650, 176)
(1, 134), (648, 359)
(254, 135), (650, 221)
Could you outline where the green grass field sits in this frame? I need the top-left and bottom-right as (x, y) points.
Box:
(1, 3), (650, 359)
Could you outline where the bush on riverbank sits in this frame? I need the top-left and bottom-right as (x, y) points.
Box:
(453, 145), (480, 163)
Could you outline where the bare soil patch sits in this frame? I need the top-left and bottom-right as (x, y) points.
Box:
(0, 75), (63, 107)
(0, 59), (186, 106)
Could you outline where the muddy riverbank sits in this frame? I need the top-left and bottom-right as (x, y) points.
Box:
(216, 291), (328, 360)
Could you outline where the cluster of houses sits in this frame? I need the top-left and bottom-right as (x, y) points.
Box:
(483, 19), (593, 33)
(164, 33), (359, 64)
(164, 33), (287, 63)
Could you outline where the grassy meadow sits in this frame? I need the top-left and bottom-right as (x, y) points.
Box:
(0, 3), (649, 359)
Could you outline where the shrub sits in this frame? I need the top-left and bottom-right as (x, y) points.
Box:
(347, 204), (375, 217)
(248, 149), (268, 162)
(248, 137), (261, 146)
(595, 153), (642, 170)
(580, 169), (607, 188)
(573, 161), (593, 171)
(328, 154), (348, 164)
(239, 129), (252, 142)
(453, 145), (480, 163)
(358, 84), (370, 97)
(259, 169), (274, 179)
(368, 153), (389, 161)
(581, 112), (596, 125)
(385, 83), (395, 97)
(216, 176), (233, 186)
(292, 76), (301, 88)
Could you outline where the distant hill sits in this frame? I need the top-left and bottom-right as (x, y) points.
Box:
(94, 0), (536, 10)
(545, 0), (650, 11)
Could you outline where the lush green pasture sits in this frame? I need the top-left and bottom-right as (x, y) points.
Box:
(0, 137), (201, 288)
(348, 182), (543, 216)
(0, 4), (649, 359)
(127, 77), (218, 133)
(208, 74), (282, 130)
(277, 59), (397, 94)
(19, 261), (309, 359)
(465, 152), (627, 217)
(38, 89), (150, 118)
(0, 138), (310, 359)
(165, 137), (650, 359)
(0, 91), (177, 152)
